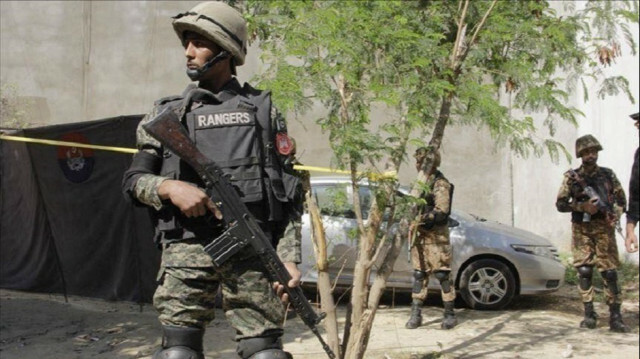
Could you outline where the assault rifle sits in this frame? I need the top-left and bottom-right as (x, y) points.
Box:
(143, 108), (336, 359)
(568, 169), (623, 236)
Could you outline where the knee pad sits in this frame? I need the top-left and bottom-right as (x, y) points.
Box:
(237, 331), (284, 359)
(154, 325), (204, 359)
(601, 270), (620, 294)
(576, 266), (593, 291)
(434, 270), (452, 293)
(412, 270), (426, 294)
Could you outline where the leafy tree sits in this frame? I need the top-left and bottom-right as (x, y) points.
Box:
(241, 1), (638, 358)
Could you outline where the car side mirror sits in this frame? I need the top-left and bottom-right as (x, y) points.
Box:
(448, 218), (460, 228)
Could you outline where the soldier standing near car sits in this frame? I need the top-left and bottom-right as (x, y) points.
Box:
(405, 147), (457, 330)
(121, 2), (303, 358)
(625, 112), (639, 254)
(555, 134), (629, 333)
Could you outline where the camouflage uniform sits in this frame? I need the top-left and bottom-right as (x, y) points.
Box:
(556, 134), (629, 333)
(153, 241), (285, 337)
(406, 163), (457, 330)
(556, 164), (626, 304)
(121, 3), (304, 356)
(128, 93), (302, 345)
(410, 173), (455, 303)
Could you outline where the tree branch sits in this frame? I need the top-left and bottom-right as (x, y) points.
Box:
(468, 0), (498, 47)
(451, 0), (470, 66)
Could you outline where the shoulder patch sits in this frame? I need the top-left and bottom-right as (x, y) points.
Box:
(154, 95), (183, 107)
(242, 82), (267, 97)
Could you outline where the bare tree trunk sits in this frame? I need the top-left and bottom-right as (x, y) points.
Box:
(348, 254), (370, 334)
(317, 271), (339, 356)
(344, 230), (405, 359)
(344, 308), (375, 359)
(304, 178), (341, 357)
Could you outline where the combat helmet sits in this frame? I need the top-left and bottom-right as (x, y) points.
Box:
(575, 134), (603, 157)
(172, 2), (248, 70)
(414, 147), (441, 168)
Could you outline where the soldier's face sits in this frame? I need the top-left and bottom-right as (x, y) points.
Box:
(182, 32), (226, 79)
(581, 148), (598, 165)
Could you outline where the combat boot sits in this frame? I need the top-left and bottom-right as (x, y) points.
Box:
(405, 300), (423, 329)
(249, 349), (293, 358)
(579, 301), (597, 329)
(441, 300), (457, 330)
(152, 325), (205, 359)
(609, 303), (630, 333)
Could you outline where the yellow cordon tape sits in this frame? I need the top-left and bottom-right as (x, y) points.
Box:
(293, 164), (397, 179)
(0, 134), (397, 178)
(0, 134), (138, 154)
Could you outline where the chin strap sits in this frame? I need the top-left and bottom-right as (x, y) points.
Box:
(186, 50), (230, 81)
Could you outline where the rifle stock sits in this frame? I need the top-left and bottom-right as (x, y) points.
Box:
(143, 108), (336, 359)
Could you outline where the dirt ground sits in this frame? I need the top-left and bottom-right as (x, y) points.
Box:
(0, 286), (638, 359)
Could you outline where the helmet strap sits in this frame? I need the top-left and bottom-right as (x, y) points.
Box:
(186, 50), (230, 81)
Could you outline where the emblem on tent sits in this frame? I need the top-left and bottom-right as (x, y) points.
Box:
(57, 133), (94, 183)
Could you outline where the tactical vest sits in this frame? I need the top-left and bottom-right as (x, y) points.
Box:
(570, 166), (614, 223)
(422, 171), (454, 226)
(154, 82), (289, 242)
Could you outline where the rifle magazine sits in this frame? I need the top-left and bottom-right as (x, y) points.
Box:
(203, 224), (248, 266)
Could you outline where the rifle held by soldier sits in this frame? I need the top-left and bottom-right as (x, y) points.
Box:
(568, 170), (623, 236)
(143, 107), (336, 359)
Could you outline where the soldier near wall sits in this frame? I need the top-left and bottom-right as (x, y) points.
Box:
(625, 112), (639, 254)
(405, 147), (457, 330)
(121, 2), (303, 358)
(556, 134), (630, 333)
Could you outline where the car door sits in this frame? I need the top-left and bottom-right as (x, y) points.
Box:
(298, 181), (360, 287)
(310, 182), (413, 289)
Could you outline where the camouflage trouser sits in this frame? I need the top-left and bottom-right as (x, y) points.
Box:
(410, 225), (456, 302)
(153, 240), (285, 341)
(571, 220), (621, 304)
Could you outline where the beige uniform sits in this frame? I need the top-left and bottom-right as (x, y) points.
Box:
(410, 172), (455, 302)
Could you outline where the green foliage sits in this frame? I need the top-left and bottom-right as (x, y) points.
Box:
(244, 0), (638, 170)
(317, 185), (352, 218)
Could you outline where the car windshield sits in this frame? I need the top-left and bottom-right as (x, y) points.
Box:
(313, 179), (484, 225)
(313, 183), (372, 219)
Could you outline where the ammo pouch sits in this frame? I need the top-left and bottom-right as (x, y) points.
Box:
(419, 210), (449, 231)
(418, 177), (453, 231)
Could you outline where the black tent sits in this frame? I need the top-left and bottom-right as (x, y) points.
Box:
(0, 115), (159, 303)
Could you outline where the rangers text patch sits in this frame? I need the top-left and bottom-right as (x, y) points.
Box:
(193, 111), (253, 129)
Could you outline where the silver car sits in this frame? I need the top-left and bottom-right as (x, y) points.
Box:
(298, 176), (566, 310)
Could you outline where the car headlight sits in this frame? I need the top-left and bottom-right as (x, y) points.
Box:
(511, 244), (559, 261)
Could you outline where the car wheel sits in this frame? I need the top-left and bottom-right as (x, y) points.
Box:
(459, 258), (516, 310)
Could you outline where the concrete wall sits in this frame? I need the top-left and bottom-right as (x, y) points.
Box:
(1, 1), (638, 261)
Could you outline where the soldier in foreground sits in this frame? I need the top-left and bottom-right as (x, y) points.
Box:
(625, 112), (639, 254)
(406, 147), (457, 330)
(555, 134), (629, 333)
(122, 2), (302, 358)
